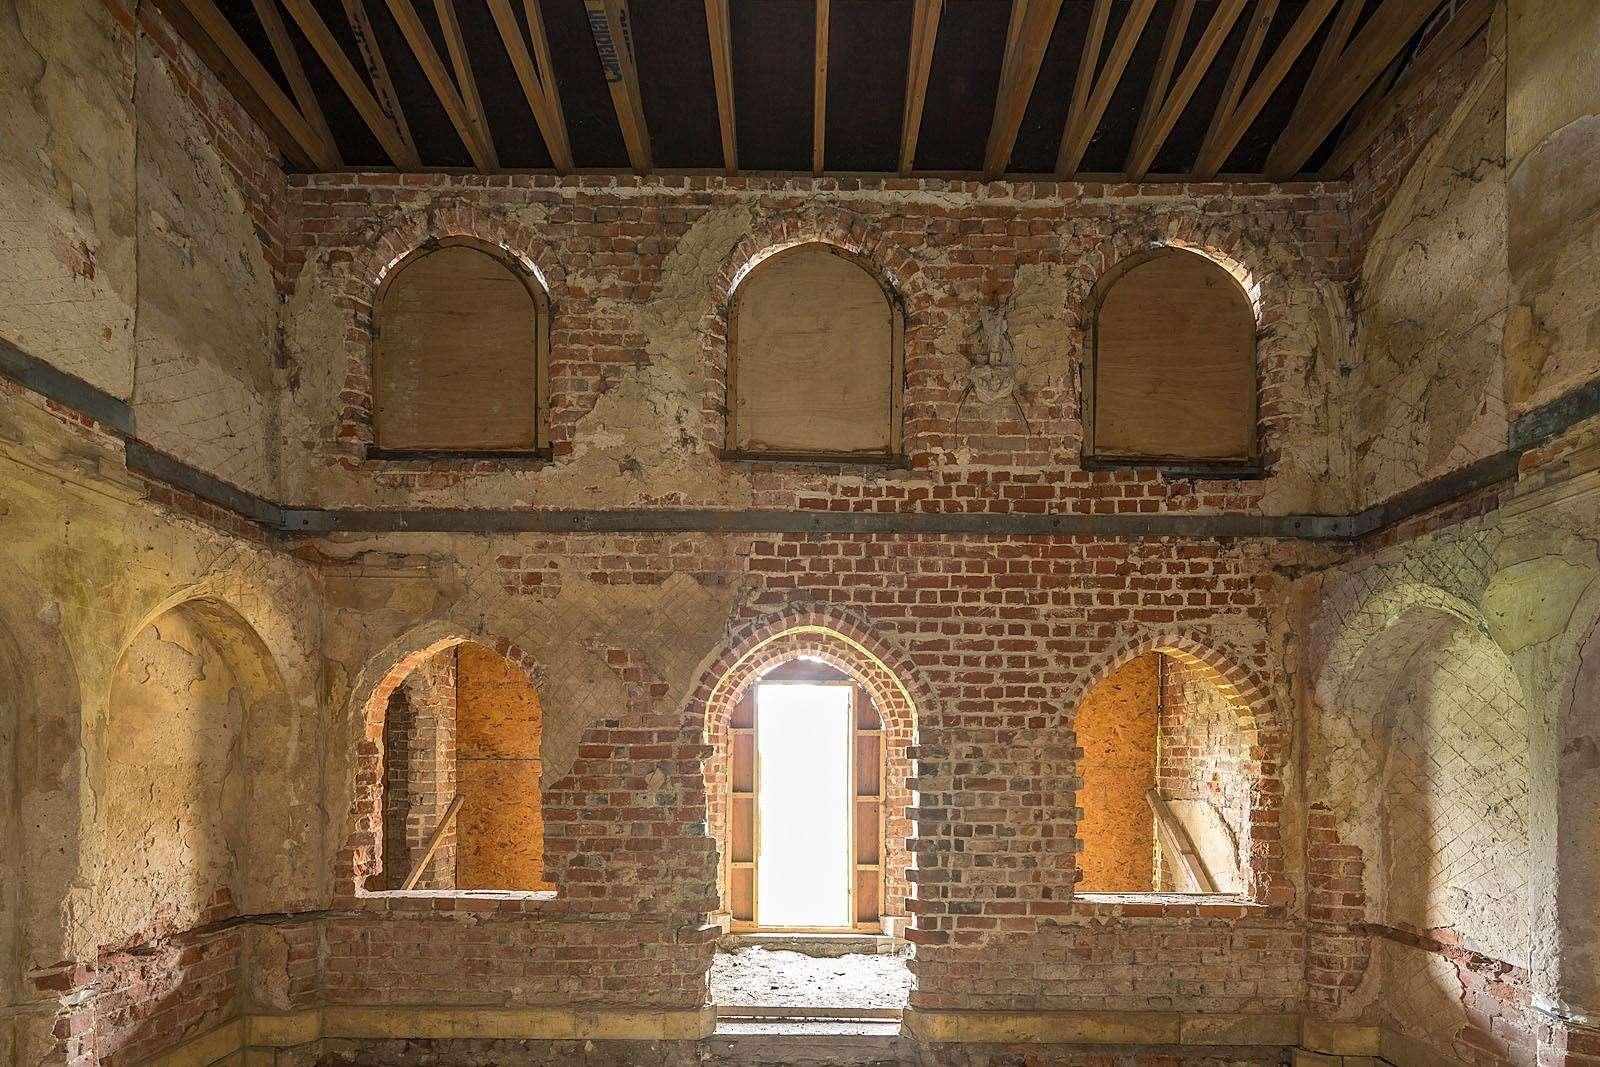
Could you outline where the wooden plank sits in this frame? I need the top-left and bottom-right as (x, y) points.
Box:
(1322, 0), (1494, 175)
(982, 0), (1066, 179)
(383, 0), (494, 169)
(155, 0), (333, 169)
(434, 0), (498, 168)
(1056, 0), (1157, 176)
(584, 0), (653, 172)
(522, 0), (574, 171)
(402, 793), (464, 891)
(704, 0), (737, 172)
(1125, 0), (1246, 181)
(1302, 0), (1365, 103)
(1264, 0), (1438, 178)
(898, 0), (943, 175)
(1194, 0), (1276, 178)
(339, 0), (420, 164)
(1191, 0), (1336, 179)
(281, 0), (419, 167)
(484, 0), (572, 172)
(1057, 0), (1111, 177)
(1125, 0), (1194, 176)
(1146, 789), (1217, 893)
(813, 0), (829, 176)
(251, 0), (342, 167)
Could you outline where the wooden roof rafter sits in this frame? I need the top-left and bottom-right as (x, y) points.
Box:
(279, 0), (420, 168)
(1056, 0), (1158, 177)
(584, 0), (653, 173)
(433, 0), (499, 170)
(705, 0), (737, 173)
(336, 0), (419, 164)
(382, 0), (496, 170)
(249, 0), (341, 168)
(1190, 0), (1338, 180)
(982, 0), (1067, 180)
(152, 0), (337, 170)
(1124, 0), (1249, 181)
(899, 0), (943, 176)
(1264, 0), (1441, 178)
(485, 0), (573, 173)
(814, 0), (830, 177)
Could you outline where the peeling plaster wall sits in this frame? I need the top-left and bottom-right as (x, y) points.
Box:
(100, 607), (247, 949)
(131, 31), (281, 496)
(0, 382), (322, 1064)
(1352, 59), (1511, 508)
(1504, 0), (1600, 414)
(0, 0), (136, 397)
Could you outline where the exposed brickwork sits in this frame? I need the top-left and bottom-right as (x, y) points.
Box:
(1304, 804), (1371, 1016)
(381, 649), (458, 891)
(1157, 654), (1250, 891)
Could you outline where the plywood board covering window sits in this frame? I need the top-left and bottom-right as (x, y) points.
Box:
(1090, 248), (1257, 465)
(373, 240), (549, 453)
(728, 244), (903, 459)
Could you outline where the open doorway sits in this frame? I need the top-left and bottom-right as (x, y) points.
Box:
(710, 655), (911, 1022)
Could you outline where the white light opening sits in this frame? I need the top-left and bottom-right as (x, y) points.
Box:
(755, 682), (853, 929)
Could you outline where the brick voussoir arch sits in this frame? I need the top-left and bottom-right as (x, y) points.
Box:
(700, 205), (940, 455)
(335, 622), (542, 899)
(1066, 628), (1287, 903)
(325, 204), (563, 462)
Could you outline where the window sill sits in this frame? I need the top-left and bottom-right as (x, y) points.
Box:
(1068, 892), (1282, 919)
(1081, 456), (1265, 481)
(343, 889), (561, 914)
(720, 449), (910, 469)
(364, 447), (552, 465)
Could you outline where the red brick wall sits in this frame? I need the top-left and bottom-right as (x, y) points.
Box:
(381, 650), (458, 890)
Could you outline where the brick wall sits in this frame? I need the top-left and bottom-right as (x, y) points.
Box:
(381, 650), (458, 891)
(1157, 654), (1251, 891)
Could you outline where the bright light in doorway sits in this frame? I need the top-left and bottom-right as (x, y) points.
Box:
(756, 683), (853, 929)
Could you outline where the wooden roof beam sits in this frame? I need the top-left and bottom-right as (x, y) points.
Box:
(1190, 0), (1336, 180)
(1194, 0), (1277, 178)
(485, 0), (573, 172)
(433, 0), (499, 170)
(705, 0), (737, 173)
(337, 0), (419, 164)
(813, 0), (829, 176)
(1125, 0), (1195, 176)
(153, 0), (335, 170)
(982, 0), (1066, 180)
(280, 0), (419, 168)
(584, 0), (653, 173)
(1056, 0), (1158, 177)
(899, 0), (943, 176)
(384, 0), (496, 170)
(250, 0), (341, 168)
(1264, 0), (1439, 179)
(1125, 0), (1250, 181)
(1322, 0), (1494, 175)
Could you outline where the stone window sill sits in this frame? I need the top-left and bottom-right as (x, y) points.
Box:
(1069, 892), (1281, 919)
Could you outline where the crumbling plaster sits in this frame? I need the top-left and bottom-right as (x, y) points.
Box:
(0, 387), (324, 970)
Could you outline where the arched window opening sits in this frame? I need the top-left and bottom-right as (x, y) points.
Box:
(726, 244), (903, 462)
(725, 658), (886, 931)
(1076, 652), (1249, 895)
(372, 239), (549, 456)
(378, 641), (549, 892)
(1089, 247), (1258, 468)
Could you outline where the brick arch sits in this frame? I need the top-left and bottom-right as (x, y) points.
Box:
(1066, 630), (1286, 903)
(700, 206), (940, 456)
(335, 622), (543, 900)
(691, 606), (929, 926)
(322, 204), (563, 466)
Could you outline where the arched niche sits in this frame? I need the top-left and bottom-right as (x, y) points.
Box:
(372, 237), (550, 456)
(1089, 246), (1258, 467)
(97, 598), (290, 948)
(726, 243), (903, 461)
